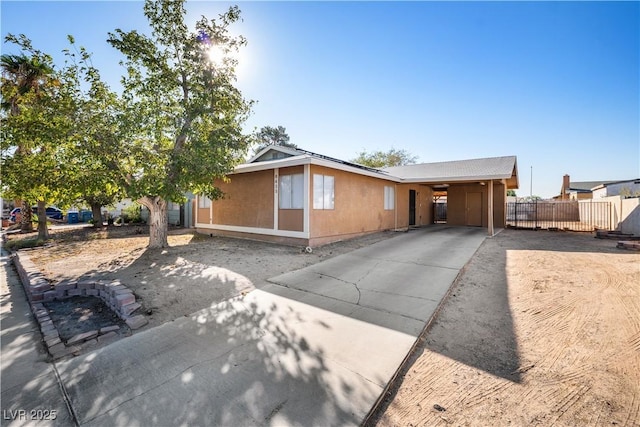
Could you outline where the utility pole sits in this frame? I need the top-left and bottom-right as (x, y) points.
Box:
(530, 166), (533, 198)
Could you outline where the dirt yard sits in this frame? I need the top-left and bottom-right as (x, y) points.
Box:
(12, 225), (396, 329)
(8, 226), (639, 425)
(372, 229), (640, 427)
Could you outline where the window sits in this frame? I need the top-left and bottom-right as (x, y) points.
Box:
(168, 202), (180, 210)
(198, 195), (211, 208)
(313, 174), (334, 209)
(279, 174), (304, 209)
(384, 186), (395, 210)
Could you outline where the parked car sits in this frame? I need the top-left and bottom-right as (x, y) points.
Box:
(9, 206), (63, 223)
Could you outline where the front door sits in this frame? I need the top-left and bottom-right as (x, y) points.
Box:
(409, 190), (416, 226)
(466, 192), (483, 226)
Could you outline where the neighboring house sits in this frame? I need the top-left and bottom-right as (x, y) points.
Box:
(106, 195), (195, 227)
(195, 145), (519, 247)
(103, 199), (136, 219)
(557, 174), (615, 200)
(591, 179), (640, 199)
(140, 194), (196, 228)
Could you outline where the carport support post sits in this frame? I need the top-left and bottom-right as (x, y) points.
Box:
(488, 180), (494, 236)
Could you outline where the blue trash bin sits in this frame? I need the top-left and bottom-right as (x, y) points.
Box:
(67, 211), (79, 224)
(80, 210), (93, 222)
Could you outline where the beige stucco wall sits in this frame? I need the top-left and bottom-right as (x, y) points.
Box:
(395, 184), (433, 229)
(278, 210), (303, 231)
(493, 182), (506, 227)
(447, 182), (506, 227)
(195, 163), (510, 245)
(601, 195), (640, 235)
(309, 165), (396, 239)
(197, 205), (211, 224)
(619, 197), (640, 235)
(207, 170), (274, 228)
(570, 192), (593, 201)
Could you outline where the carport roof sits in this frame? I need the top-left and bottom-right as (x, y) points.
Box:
(384, 155), (519, 188)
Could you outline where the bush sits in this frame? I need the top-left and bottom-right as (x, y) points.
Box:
(5, 238), (46, 251)
(122, 203), (143, 224)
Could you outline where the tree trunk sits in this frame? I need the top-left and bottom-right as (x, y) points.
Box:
(139, 196), (168, 249)
(91, 203), (104, 227)
(36, 200), (49, 240)
(20, 199), (33, 232)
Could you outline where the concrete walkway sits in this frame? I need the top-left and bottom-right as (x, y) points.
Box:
(1, 249), (74, 426)
(1, 226), (486, 426)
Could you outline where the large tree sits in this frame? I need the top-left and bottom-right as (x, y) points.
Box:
(107, 1), (253, 248)
(253, 125), (296, 154)
(2, 35), (128, 238)
(60, 37), (127, 227)
(351, 148), (418, 168)
(1, 39), (56, 233)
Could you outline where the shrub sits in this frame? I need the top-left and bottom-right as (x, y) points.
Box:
(122, 203), (143, 224)
(5, 238), (46, 250)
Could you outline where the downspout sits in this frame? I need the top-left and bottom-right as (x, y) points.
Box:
(394, 183), (398, 231)
(488, 180), (494, 236)
(273, 168), (279, 231)
(209, 195), (213, 224)
(303, 164), (310, 238)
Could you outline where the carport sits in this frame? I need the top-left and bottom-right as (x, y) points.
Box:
(385, 156), (519, 235)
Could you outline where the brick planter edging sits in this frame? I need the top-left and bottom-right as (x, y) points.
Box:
(12, 250), (148, 359)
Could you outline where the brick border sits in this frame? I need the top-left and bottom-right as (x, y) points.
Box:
(12, 250), (148, 359)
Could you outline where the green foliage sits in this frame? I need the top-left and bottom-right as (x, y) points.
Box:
(0, 37), (55, 116)
(1, 35), (71, 238)
(58, 38), (127, 211)
(253, 125), (296, 154)
(2, 1), (254, 248)
(4, 237), (46, 251)
(122, 202), (143, 223)
(106, 1), (254, 204)
(619, 187), (640, 198)
(1, 34), (127, 237)
(351, 148), (418, 168)
(507, 189), (517, 196)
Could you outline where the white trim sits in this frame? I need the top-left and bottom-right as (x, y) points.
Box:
(209, 195), (213, 224)
(303, 164), (310, 233)
(235, 155), (400, 182)
(237, 155), (309, 172)
(400, 174), (513, 184)
(195, 223), (310, 239)
(273, 168), (279, 230)
(237, 156), (517, 186)
(384, 185), (395, 210)
(196, 195), (213, 224)
(247, 145), (303, 164)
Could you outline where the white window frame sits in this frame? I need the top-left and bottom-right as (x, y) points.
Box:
(313, 174), (335, 210)
(198, 195), (211, 209)
(384, 186), (395, 210)
(279, 173), (304, 209)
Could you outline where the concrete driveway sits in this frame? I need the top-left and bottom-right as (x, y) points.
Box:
(53, 226), (486, 426)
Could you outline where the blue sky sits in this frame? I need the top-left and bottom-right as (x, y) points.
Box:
(2, 1), (638, 198)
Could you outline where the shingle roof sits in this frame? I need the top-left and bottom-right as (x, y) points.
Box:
(568, 181), (616, 192)
(242, 147), (518, 188)
(384, 156), (518, 182)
